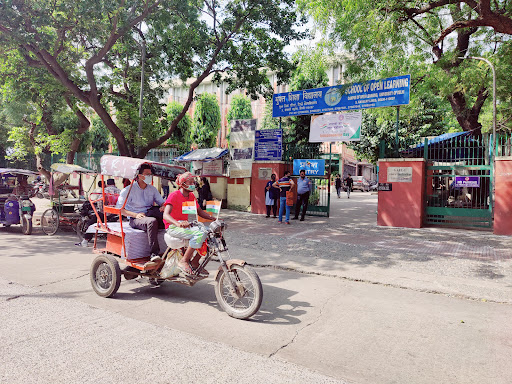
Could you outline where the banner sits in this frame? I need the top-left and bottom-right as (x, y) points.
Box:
(201, 160), (223, 176)
(230, 119), (256, 178)
(254, 128), (282, 161)
(309, 111), (362, 143)
(293, 159), (325, 176)
(272, 74), (410, 118)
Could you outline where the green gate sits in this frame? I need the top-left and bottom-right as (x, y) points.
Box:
(292, 176), (330, 217)
(424, 134), (493, 229)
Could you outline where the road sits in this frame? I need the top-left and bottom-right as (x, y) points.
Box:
(1, 193), (511, 383)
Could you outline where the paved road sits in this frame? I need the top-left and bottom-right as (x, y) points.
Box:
(1, 194), (511, 383)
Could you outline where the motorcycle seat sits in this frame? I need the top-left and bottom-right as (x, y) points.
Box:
(164, 233), (188, 249)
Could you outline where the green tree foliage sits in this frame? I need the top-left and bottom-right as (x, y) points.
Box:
(0, 0), (306, 158)
(227, 95), (253, 127)
(260, 99), (279, 130)
(165, 101), (192, 152)
(192, 93), (221, 148)
(300, 0), (512, 134)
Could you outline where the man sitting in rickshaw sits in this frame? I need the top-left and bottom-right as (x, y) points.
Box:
(13, 175), (33, 197)
(116, 164), (165, 263)
(162, 172), (215, 277)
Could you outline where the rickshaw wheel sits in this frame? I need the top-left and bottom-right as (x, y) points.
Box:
(21, 215), (32, 235)
(90, 255), (121, 298)
(41, 208), (59, 235)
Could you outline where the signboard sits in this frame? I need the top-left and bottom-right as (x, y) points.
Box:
(254, 129), (282, 161)
(378, 183), (392, 191)
(272, 75), (410, 118)
(292, 159), (325, 176)
(309, 111), (362, 143)
(229, 159), (252, 178)
(387, 167), (413, 182)
(258, 167), (272, 180)
(201, 160), (223, 176)
(454, 176), (480, 188)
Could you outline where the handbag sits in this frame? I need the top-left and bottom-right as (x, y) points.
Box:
(286, 190), (294, 206)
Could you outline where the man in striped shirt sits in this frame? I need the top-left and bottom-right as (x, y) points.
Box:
(273, 170), (295, 224)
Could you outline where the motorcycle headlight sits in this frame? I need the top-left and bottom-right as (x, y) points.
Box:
(209, 219), (226, 235)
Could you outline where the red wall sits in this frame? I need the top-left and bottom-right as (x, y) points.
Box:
(377, 159), (426, 228)
(494, 159), (512, 235)
(251, 163), (289, 215)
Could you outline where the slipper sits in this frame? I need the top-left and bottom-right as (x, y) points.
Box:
(177, 263), (194, 276)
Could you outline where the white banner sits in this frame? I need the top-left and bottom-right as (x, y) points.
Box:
(201, 160), (223, 176)
(229, 160), (252, 178)
(309, 111), (362, 143)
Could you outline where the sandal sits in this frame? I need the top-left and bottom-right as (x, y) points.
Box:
(177, 263), (194, 276)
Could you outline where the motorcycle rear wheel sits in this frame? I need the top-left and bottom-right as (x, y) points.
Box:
(21, 215), (32, 235)
(90, 255), (121, 298)
(215, 264), (262, 320)
(41, 208), (59, 235)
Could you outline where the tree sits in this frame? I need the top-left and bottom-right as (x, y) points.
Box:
(0, 0), (306, 158)
(192, 93), (221, 148)
(226, 95), (253, 127)
(165, 101), (192, 152)
(300, 0), (512, 134)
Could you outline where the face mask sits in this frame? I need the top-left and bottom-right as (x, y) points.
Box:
(184, 184), (196, 191)
(143, 175), (153, 185)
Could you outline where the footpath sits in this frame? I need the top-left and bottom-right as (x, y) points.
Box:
(221, 193), (512, 304)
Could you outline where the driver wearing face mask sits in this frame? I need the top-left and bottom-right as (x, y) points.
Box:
(116, 164), (166, 264)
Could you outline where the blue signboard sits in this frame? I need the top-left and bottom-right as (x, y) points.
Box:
(293, 159), (325, 176)
(454, 176), (480, 188)
(254, 129), (282, 161)
(272, 75), (410, 118)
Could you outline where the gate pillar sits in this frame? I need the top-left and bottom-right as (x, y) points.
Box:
(494, 157), (512, 235)
(377, 158), (426, 228)
(251, 161), (288, 215)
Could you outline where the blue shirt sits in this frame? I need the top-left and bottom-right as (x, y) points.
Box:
(296, 176), (312, 194)
(116, 182), (164, 213)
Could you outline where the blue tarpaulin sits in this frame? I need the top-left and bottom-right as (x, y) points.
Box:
(410, 131), (470, 149)
(173, 148), (229, 162)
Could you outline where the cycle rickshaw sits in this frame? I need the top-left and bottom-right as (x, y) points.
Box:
(40, 163), (97, 236)
(88, 155), (263, 319)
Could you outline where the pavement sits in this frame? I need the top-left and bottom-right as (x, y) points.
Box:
(1, 193), (511, 383)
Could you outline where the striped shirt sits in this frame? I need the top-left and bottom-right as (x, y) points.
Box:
(278, 177), (292, 197)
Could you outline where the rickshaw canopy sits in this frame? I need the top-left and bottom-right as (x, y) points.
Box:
(50, 163), (95, 174)
(100, 155), (186, 180)
(0, 168), (39, 177)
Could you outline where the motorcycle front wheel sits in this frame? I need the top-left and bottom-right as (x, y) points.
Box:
(21, 215), (32, 235)
(215, 264), (263, 320)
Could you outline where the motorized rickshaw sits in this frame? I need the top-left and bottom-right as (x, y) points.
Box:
(88, 155), (263, 319)
(40, 163), (97, 236)
(0, 168), (37, 235)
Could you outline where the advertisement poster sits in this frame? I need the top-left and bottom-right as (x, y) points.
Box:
(201, 160), (223, 176)
(272, 74), (410, 118)
(254, 128), (282, 161)
(309, 111), (362, 143)
(230, 119), (256, 178)
(292, 159), (326, 176)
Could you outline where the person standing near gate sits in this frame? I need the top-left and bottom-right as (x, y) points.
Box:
(335, 174), (342, 198)
(265, 173), (279, 218)
(273, 170), (295, 224)
(293, 169), (312, 221)
(344, 174), (354, 198)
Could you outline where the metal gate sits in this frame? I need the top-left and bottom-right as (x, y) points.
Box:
(293, 176), (330, 217)
(424, 134), (493, 229)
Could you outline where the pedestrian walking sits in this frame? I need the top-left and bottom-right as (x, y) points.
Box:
(335, 174), (342, 198)
(265, 173), (279, 218)
(293, 169), (312, 221)
(273, 170), (295, 224)
(344, 174), (354, 198)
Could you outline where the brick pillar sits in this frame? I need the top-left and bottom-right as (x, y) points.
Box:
(251, 162), (288, 215)
(377, 158), (426, 228)
(494, 157), (512, 235)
